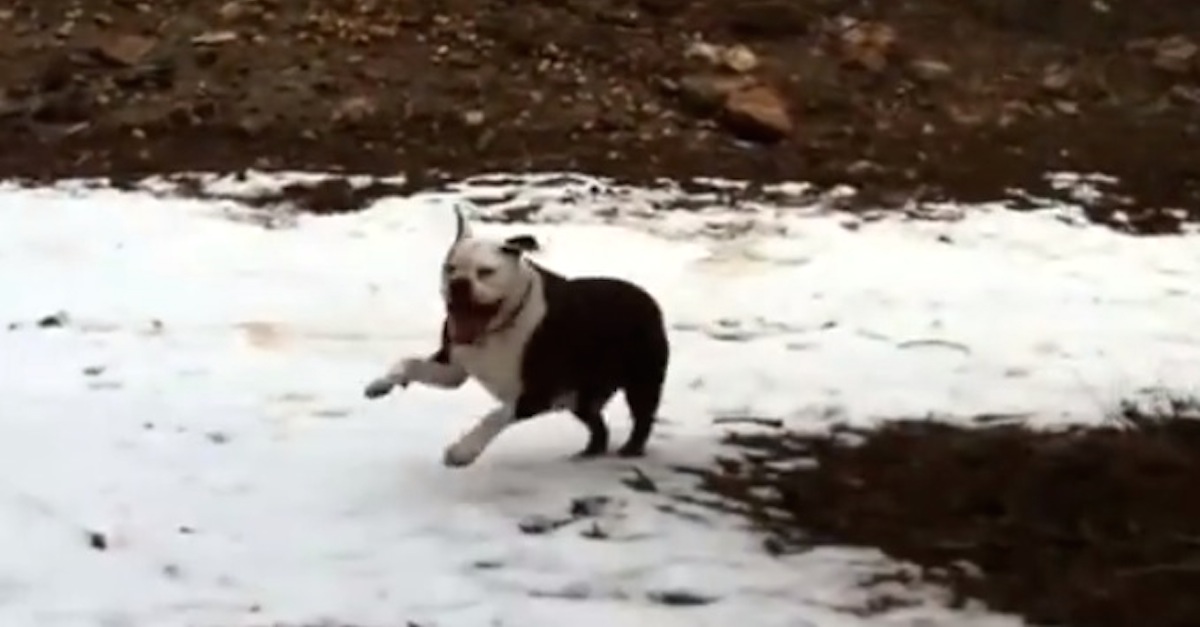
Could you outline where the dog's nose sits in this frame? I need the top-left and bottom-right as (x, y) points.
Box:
(448, 278), (472, 303)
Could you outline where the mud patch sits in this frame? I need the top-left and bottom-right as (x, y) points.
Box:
(152, 173), (410, 217)
(684, 401), (1200, 627)
(235, 321), (286, 351)
(0, 0), (1197, 232)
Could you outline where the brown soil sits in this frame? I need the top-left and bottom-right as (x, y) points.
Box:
(684, 402), (1200, 627)
(1, 1), (1199, 232)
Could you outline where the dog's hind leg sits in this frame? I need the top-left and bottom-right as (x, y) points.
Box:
(619, 373), (664, 458)
(620, 326), (669, 457)
(569, 388), (616, 459)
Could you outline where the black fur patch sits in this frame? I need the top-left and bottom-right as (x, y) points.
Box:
(512, 264), (670, 457)
(501, 234), (540, 255)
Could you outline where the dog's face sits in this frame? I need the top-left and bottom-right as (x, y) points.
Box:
(441, 234), (538, 344)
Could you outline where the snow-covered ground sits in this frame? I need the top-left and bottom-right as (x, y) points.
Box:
(2, 173), (1198, 627)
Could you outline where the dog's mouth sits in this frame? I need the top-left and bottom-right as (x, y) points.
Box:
(446, 300), (502, 344)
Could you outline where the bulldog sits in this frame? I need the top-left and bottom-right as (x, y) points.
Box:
(363, 205), (670, 468)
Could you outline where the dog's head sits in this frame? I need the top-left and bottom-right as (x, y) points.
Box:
(441, 206), (540, 344)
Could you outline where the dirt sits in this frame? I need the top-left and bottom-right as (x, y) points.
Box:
(684, 401), (1200, 627)
(0, 0), (1198, 232)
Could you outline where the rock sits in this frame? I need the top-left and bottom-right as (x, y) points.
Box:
(1170, 84), (1200, 105)
(947, 103), (985, 126)
(332, 95), (376, 124)
(462, 109), (485, 126)
(218, 1), (247, 21)
(1126, 37), (1160, 54)
(1153, 35), (1198, 74)
(646, 589), (719, 606)
(91, 33), (157, 67)
(621, 467), (658, 493)
(579, 521), (608, 539)
(685, 41), (758, 73)
(191, 30), (239, 46)
(86, 530), (108, 551)
(1041, 64), (1073, 92)
(56, 20), (77, 39)
(720, 44), (759, 73)
(676, 73), (755, 113)
(839, 20), (897, 72)
(684, 41), (722, 65)
(37, 311), (69, 328)
(908, 58), (952, 83)
(1053, 99), (1079, 116)
(675, 73), (793, 142)
(235, 115), (264, 137)
(845, 159), (883, 176)
(569, 496), (611, 518)
(722, 84), (793, 142)
(517, 514), (570, 535)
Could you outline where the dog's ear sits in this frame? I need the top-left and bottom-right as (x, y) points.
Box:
(500, 234), (540, 256)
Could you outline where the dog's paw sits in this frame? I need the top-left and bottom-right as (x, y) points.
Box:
(363, 377), (396, 399)
(397, 358), (426, 380)
(571, 445), (608, 461)
(442, 442), (481, 468)
(616, 444), (647, 458)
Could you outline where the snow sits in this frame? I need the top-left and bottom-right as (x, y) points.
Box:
(2, 173), (1199, 627)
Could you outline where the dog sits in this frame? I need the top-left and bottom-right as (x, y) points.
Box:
(363, 204), (670, 467)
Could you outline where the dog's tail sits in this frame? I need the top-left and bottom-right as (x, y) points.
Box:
(453, 202), (472, 242)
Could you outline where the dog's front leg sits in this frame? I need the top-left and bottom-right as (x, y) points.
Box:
(443, 404), (515, 467)
(364, 354), (467, 399)
(442, 389), (554, 467)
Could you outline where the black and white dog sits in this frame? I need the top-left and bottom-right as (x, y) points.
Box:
(363, 205), (670, 467)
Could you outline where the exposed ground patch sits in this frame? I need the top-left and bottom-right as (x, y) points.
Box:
(0, 1), (1198, 231)
(685, 401), (1200, 627)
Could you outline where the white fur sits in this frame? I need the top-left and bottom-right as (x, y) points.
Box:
(441, 239), (525, 309)
(439, 233), (547, 405)
(392, 357), (467, 389)
(442, 405), (514, 467)
(367, 229), (550, 467)
(448, 269), (545, 403)
(439, 246), (546, 466)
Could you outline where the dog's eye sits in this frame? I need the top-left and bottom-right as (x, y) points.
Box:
(476, 268), (495, 279)
(442, 264), (454, 274)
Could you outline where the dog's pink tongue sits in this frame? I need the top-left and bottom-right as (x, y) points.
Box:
(448, 315), (487, 344)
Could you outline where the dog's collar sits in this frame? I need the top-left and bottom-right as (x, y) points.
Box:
(487, 276), (535, 336)
(460, 275), (534, 346)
